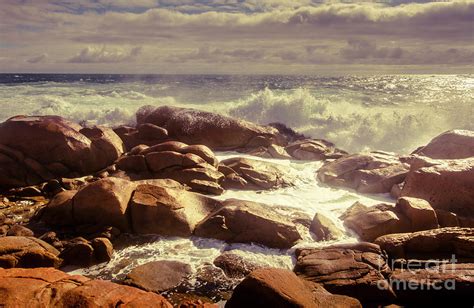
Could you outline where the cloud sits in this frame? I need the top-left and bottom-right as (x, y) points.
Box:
(68, 46), (142, 63)
(168, 46), (266, 63)
(26, 53), (48, 63)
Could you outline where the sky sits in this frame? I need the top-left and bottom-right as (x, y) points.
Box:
(0, 0), (473, 74)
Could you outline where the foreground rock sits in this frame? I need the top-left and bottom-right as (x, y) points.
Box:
(374, 227), (474, 260)
(390, 263), (474, 305)
(0, 115), (124, 188)
(195, 199), (301, 249)
(124, 260), (192, 293)
(0, 267), (172, 307)
(342, 197), (439, 242)
(220, 157), (294, 190)
(42, 178), (300, 248)
(401, 157), (474, 216)
(294, 242), (396, 304)
(0, 236), (61, 268)
(413, 129), (474, 159)
(226, 268), (361, 308)
(115, 141), (224, 195)
(317, 151), (409, 194)
(136, 105), (284, 150)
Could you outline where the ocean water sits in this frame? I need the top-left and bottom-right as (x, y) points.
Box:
(1, 74), (472, 294)
(0, 74), (473, 153)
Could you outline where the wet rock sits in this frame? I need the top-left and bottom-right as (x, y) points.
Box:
(317, 151), (409, 194)
(7, 186), (43, 197)
(413, 129), (474, 159)
(213, 252), (265, 279)
(374, 227), (474, 260)
(286, 139), (347, 161)
(0, 236), (61, 268)
(0, 267), (172, 307)
(73, 177), (136, 232)
(0, 115), (124, 188)
(310, 213), (344, 241)
(124, 260), (192, 293)
(294, 242), (395, 304)
(220, 157), (294, 190)
(226, 268), (362, 308)
(396, 197), (438, 230)
(6, 224), (34, 237)
(130, 184), (221, 236)
(59, 237), (94, 267)
(401, 157), (474, 217)
(91, 237), (114, 262)
(194, 199), (301, 249)
(136, 105), (284, 151)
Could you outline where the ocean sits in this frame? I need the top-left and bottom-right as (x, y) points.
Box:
(1, 73), (473, 295)
(1, 73), (473, 153)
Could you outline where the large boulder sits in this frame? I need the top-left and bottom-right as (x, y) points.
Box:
(401, 157), (474, 216)
(0, 236), (61, 268)
(73, 177), (137, 232)
(413, 130), (474, 159)
(317, 151), (409, 194)
(374, 227), (474, 260)
(0, 267), (172, 307)
(194, 199), (301, 249)
(0, 115), (125, 188)
(342, 198), (438, 242)
(220, 157), (294, 190)
(124, 260), (192, 293)
(130, 184), (221, 236)
(294, 242), (396, 304)
(226, 268), (361, 308)
(136, 105), (284, 151)
(310, 213), (344, 241)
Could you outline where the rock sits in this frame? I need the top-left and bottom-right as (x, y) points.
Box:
(389, 263), (474, 305)
(91, 237), (114, 262)
(0, 115), (124, 188)
(124, 260), (192, 293)
(317, 152), (409, 194)
(435, 209), (460, 227)
(396, 197), (438, 231)
(220, 157), (294, 190)
(413, 130), (474, 159)
(0, 236), (61, 268)
(59, 237), (94, 267)
(116, 154), (148, 173)
(114, 124), (169, 150)
(194, 199), (301, 249)
(342, 198), (439, 242)
(401, 158), (474, 217)
(7, 186), (43, 197)
(6, 225), (34, 237)
(310, 213), (344, 241)
(73, 177), (136, 232)
(294, 242), (396, 304)
(136, 105), (284, 150)
(130, 184), (221, 236)
(374, 227), (474, 260)
(41, 190), (76, 226)
(137, 123), (169, 140)
(286, 139), (347, 161)
(226, 268), (362, 308)
(342, 203), (411, 242)
(115, 141), (224, 195)
(0, 267), (172, 307)
(213, 252), (265, 279)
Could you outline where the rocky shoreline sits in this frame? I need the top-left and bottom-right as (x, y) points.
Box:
(0, 105), (473, 307)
